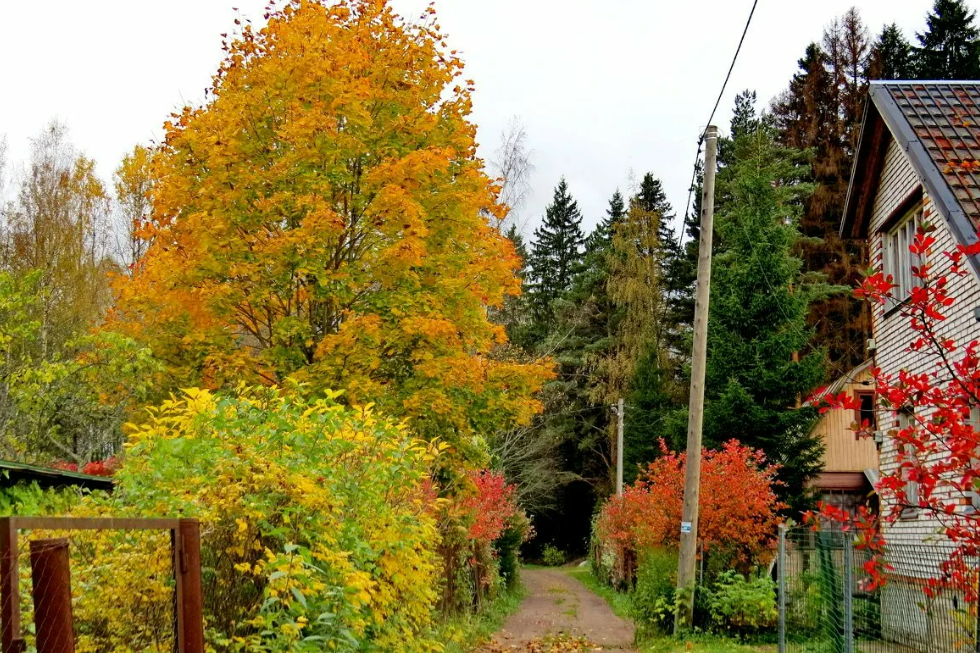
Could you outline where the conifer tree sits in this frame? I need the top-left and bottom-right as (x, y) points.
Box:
(868, 24), (915, 80)
(773, 27), (871, 379)
(597, 195), (663, 405)
(528, 178), (586, 327)
(634, 173), (677, 276)
(915, 0), (980, 80)
(496, 225), (534, 348)
(524, 189), (624, 549)
(664, 162), (703, 355)
(825, 8), (872, 142)
(585, 190), (625, 255)
(704, 127), (830, 513)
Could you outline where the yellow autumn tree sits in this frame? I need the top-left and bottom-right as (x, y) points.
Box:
(113, 144), (155, 271)
(109, 0), (551, 457)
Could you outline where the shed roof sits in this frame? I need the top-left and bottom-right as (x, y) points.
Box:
(0, 460), (113, 492)
(842, 81), (980, 275)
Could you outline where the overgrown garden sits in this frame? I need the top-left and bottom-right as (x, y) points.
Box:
(1, 0), (980, 650)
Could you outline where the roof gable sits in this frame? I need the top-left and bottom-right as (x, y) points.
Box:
(842, 82), (980, 270)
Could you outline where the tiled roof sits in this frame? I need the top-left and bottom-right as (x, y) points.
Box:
(843, 81), (980, 275)
(885, 83), (980, 227)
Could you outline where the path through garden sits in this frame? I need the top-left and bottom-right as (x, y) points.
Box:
(481, 567), (636, 652)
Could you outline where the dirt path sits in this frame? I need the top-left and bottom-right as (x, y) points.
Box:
(489, 567), (636, 652)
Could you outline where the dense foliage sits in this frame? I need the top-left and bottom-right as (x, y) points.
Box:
(107, 0), (551, 461)
(2, 0), (979, 644)
(110, 388), (444, 652)
(595, 440), (783, 578)
(704, 127), (834, 512)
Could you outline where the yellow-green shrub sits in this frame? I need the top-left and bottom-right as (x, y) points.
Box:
(99, 387), (443, 653)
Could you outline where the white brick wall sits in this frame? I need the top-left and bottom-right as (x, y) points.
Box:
(870, 138), (980, 547)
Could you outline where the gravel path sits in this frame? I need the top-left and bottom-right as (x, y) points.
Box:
(488, 568), (636, 652)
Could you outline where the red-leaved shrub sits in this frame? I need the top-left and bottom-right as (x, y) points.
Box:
(596, 440), (783, 572)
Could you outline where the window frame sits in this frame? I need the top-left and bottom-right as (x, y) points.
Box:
(853, 389), (876, 437)
(896, 407), (920, 519)
(882, 202), (924, 305)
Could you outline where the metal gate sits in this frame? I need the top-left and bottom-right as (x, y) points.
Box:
(777, 525), (979, 653)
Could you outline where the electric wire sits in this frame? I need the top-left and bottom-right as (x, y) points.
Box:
(677, 0), (760, 246)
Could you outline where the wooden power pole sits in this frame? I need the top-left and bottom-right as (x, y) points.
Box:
(675, 125), (718, 631)
(616, 397), (624, 496)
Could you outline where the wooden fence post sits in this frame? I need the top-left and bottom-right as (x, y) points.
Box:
(29, 539), (74, 653)
(177, 520), (204, 653)
(0, 518), (21, 653)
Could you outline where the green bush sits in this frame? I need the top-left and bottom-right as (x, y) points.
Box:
(541, 544), (566, 567)
(705, 569), (778, 634)
(496, 512), (531, 588)
(104, 387), (444, 653)
(632, 548), (678, 635)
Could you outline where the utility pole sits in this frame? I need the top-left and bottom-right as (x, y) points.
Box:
(616, 397), (624, 496)
(675, 125), (718, 632)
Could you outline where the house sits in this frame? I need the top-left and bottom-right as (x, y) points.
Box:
(841, 81), (980, 652)
(843, 81), (980, 544)
(808, 359), (878, 516)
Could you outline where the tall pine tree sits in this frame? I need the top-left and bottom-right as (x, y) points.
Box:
(868, 24), (915, 80)
(704, 127), (831, 513)
(773, 17), (871, 380)
(585, 190), (626, 255)
(633, 173), (678, 275)
(916, 0), (980, 79)
(528, 178), (586, 329)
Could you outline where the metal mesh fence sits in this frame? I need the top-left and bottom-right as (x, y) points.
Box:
(778, 526), (979, 653)
(0, 518), (203, 653)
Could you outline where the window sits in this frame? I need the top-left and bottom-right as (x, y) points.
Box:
(854, 390), (876, 434)
(897, 408), (919, 518)
(883, 205), (923, 301)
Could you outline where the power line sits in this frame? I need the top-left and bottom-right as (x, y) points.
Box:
(677, 0), (761, 245)
(701, 0), (760, 144)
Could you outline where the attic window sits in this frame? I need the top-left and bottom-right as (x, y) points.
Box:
(854, 390), (876, 434)
(883, 203), (923, 300)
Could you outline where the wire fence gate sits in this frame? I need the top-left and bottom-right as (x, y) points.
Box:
(777, 525), (980, 653)
(0, 517), (204, 653)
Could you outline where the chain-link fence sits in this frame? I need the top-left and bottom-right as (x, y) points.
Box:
(778, 526), (979, 653)
(0, 517), (203, 653)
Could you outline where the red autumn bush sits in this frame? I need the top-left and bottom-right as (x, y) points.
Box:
(52, 457), (119, 477)
(596, 440), (784, 571)
(462, 469), (521, 544)
(814, 224), (980, 600)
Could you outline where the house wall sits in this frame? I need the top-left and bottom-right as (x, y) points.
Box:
(812, 365), (878, 473)
(869, 137), (980, 547)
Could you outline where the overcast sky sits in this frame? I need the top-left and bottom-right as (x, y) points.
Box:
(0, 0), (968, 238)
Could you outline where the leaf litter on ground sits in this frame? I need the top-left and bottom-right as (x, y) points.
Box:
(477, 633), (602, 652)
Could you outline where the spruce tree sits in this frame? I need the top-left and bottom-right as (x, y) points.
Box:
(527, 190), (623, 550)
(915, 0), (980, 80)
(773, 32), (871, 380)
(634, 173), (677, 273)
(496, 225), (534, 348)
(704, 127), (831, 513)
(528, 178), (585, 327)
(868, 24), (915, 80)
(665, 162), (703, 349)
(586, 190), (626, 255)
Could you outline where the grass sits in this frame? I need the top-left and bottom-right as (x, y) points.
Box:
(563, 565), (633, 620)
(639, 635), (776, 653)
(442, 580), (528, 653)
(562, 566), (774, 653)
